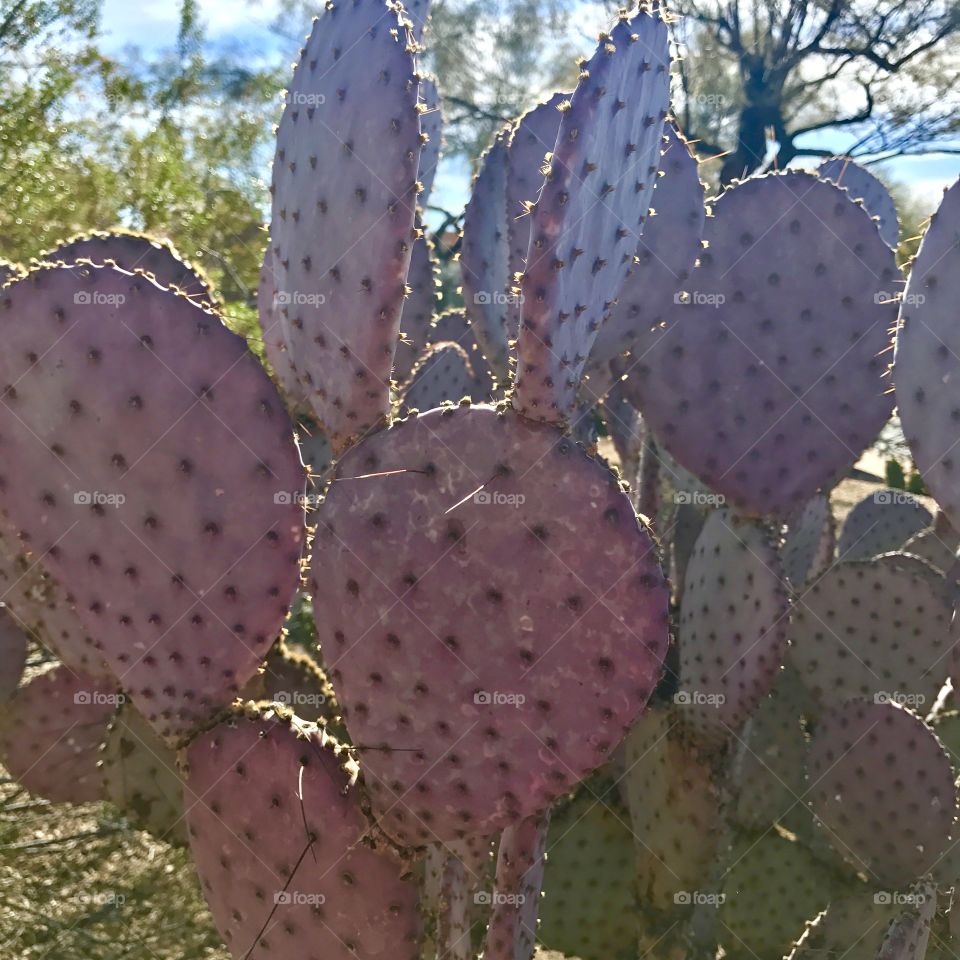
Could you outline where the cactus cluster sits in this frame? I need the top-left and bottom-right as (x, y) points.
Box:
(2, 2), (960, 960)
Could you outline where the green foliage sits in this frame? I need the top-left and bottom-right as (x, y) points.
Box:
(886, 458), (906, 490)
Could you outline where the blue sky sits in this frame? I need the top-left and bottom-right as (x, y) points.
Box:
(101, 0), (959, 216)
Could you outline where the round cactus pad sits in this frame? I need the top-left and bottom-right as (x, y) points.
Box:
(311, 405), (670, 844)
(40, 230), (213, 302)
(184, 709), (419, 960)
(624, 171), (899, 517)
(807, 700), (956, 887)
(790, 555), (953, 708)
(0, 264), (304, 745)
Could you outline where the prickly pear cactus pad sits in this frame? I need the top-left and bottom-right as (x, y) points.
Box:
(677, 510), (788, 738)
(624, 171), (899, 518)
(0, 664), (117, 803)
(622, 707), (723, 914)
(538, 778), (637, 960)
(512, 10), (670, 423)
(270, 0), (421, 450)
(819, 157), (900, 248)
(427, 309), (493, 382)
(807, 700), (956, 887)
(102, 701), (187, 844)
(394, 231), (440, 384)
(460, 128), (512, 380)
(589, 123), (706, 377)
(789, 555), (953, 708)
(895, 180), (960, 530)
(837, 490), (933, 561)
(0, 608), (26, 702)
(504, 92), (566, 340)
(0, 264), (304, 745)
(311, 405), (669, 844)
(903, 528), (956, 573)
(418, 75), (443, 205)
(401, 341), (492, 414)
(781, 494), (835, 588)
(183, 708), (420, 960)
(718, 830), (845, 960)
(40, 230), (214, 302)
(483, 811), (550, 960)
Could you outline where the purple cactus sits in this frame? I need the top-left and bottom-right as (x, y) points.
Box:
(0, 264), (304, 745)
(183, 707), (420, 960)
(267, 0), (422, 451)
(512, 8), (670, 423)
(311, 405), (669, 844)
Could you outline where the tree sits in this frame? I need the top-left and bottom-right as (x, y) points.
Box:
(673, 0), (960, 183)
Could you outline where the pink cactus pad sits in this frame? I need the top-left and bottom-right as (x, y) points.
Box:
(0, 264), (305, 745)
(270, 0), (421, 451)
(183, 707), (420, 960)
(311, 404), (670, 844)
(512, 8), (670, 423)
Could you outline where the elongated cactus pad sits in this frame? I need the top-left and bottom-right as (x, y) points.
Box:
(807, 700), (956, 886)
(677, 510), (788, 739)
(395, 230), (440, 384)
(184, 707), (420, 960)
(418, 75), (443, 204)
(837, 490), (932, 561)
(782, 494), (835, 587)
(895, 180), (960, 530)
(0, 522), (110, 678)
(311, 405), (669, 844)
(505, 93), (566, 341)
(589, 123), (706, 377)
(0, 264), (304, 745)
(789, 555), (953, 708)
(399, 341), (492, 413)
(483, 811), (550, 960)
(40, 230), (213, 302)
(513, 10), (670, 423)
(460, 128), (512, 380)
(102, 701), (186, 844)
(819, 157), (899, 248)
(0, 608), (27, 701)
(624, 171), (899, 517)
(0, 664), (116, 803)
(270, 0), (421, 450)
(622, 707), (724, 916)
(539, 778), (637, 960)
